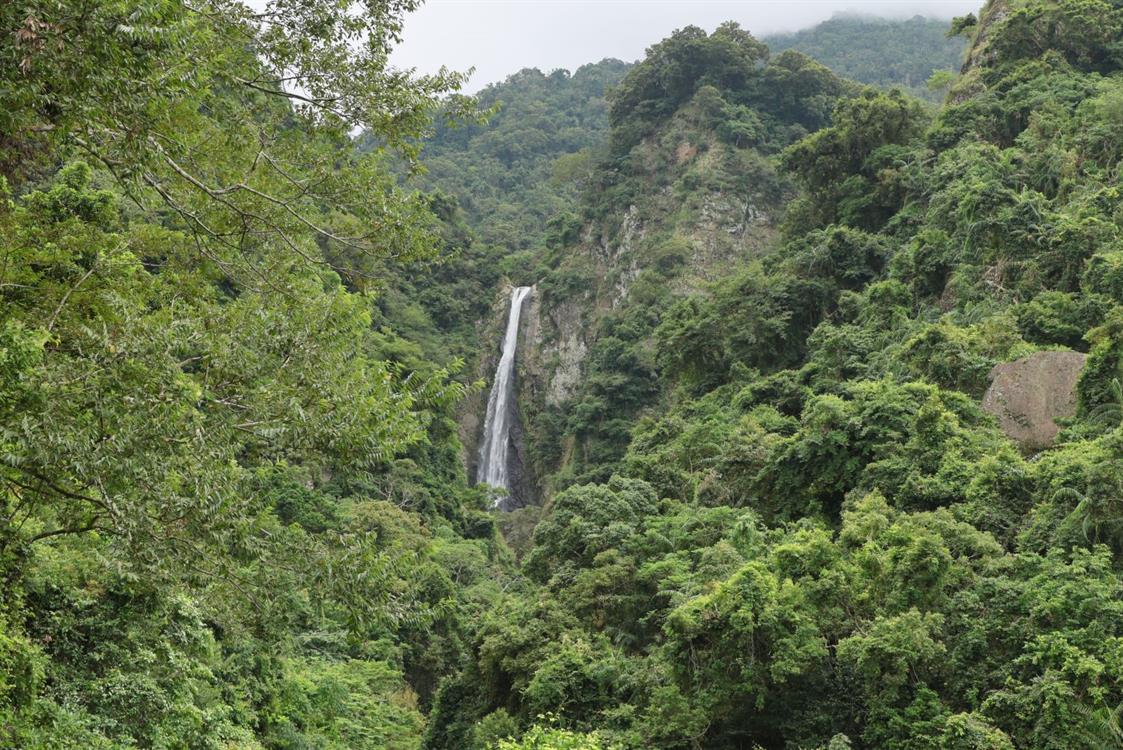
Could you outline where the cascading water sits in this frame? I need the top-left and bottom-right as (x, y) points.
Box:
(476, 286), (532, 503)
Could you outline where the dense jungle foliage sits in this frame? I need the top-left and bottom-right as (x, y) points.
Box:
(2, 1), (1122, 749)
(0, 1), (502, 746)
(362, 14), (967, 392)
(424, 2), (1123, 749)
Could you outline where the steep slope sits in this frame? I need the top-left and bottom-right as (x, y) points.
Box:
(411, 15), (965, 262)
(518, 26), (856, 490)
(418, 61), (630, 254)
(400, 16), (969, 500)
(390, 17), (971, 493)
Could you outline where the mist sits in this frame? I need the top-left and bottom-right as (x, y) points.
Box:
(391, 0), (980, 90)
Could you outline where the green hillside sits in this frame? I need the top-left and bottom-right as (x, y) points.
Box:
(3, 1), (1123, 749)
(428, 2), (1123, 747)
(416, 61), (631, 253)
(378, 13), (969, 404)
(766, 14), (968, 99)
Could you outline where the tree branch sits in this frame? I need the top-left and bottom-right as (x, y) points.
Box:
(29, 522), (107, 544)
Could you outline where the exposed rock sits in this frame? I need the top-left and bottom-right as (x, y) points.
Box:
(982, 350), (1087, 452)
(611, 258), (642, 309)
(523, 289), (589, 408)
(503, 398), (538, 510)
(949, 0), (1011, 104)
(675, 141), (698, 164)
(617, 205), (644, 259)
(512, 115), (783, 499)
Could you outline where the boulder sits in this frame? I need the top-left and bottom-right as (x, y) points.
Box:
(982, 350), (1087, 452)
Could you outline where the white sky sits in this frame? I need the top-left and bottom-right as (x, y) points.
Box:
(391, 0), (982, 91)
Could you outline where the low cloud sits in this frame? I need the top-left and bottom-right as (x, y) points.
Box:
(391, 0), (981, 91)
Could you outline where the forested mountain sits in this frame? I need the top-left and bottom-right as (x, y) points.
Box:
(401, 14), (964, 266)
(385, 14), (968, 424)
(417, 61), (631, 253)
(3, 1), (1123, 749)
(766, 14), (967, 99)
(425, 1), (1123, 748)
(514, 30), (858, 492)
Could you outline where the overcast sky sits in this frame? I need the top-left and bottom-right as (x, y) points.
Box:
(390, 0), (981, 91)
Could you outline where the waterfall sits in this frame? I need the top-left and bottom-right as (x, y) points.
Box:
(476, 286), (532, 502)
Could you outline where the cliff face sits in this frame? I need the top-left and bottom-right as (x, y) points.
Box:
(949, 0), (1009, 103)
(522, 287), (586, 409)
(515, 95), (796, 494)
(523, 139), (781, 409)
(438, 19), (1002, 506)
(463, 28), (855, 501)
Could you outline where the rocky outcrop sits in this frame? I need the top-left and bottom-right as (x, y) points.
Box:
(522, 290), (587, 408)
(484, 96), (786, 502)
(949, 0), (1010, 104)
(982, 350), (1087, 452)
(503, 398), (538, 510)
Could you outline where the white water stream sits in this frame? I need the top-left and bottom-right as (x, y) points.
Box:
(476, 286), (532, 500)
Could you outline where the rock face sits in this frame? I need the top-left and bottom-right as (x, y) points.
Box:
(475, 105), (782, 503)
(503, 398), (538, 511)
(982, 350), (1087, 452)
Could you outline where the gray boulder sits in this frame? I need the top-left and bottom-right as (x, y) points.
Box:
(982, 350), (1087, 452)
